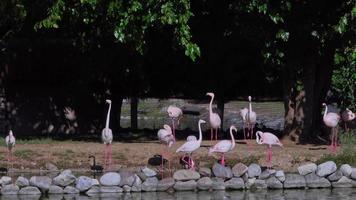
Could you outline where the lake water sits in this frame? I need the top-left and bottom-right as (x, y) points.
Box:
(1, 189), (356, 200)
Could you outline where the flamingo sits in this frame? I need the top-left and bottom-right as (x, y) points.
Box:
(244, 96), (256, 139)
(206, 93), (221, 140)
(341, 108), (355, 132)
(157, 124), (175, 177)
(209, 126), (237, 166)
(102, 99), (113, 169)
(256, 131), (283, 169)
(239, 107), (249, 145)
(322, 103), (341, 153)
(167, 105), (183, 140)
(176, 119), (206, 170)
(5, 130), (16, 163)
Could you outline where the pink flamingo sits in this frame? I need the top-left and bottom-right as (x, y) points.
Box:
(244, 96), (256, 140)
(102, 99), (113, 169)
(256, 131), (283, 169)
(209, 126), (237, 166)
(322, 103), (340, 153)
(341, 108), (355, 132)
(157, 124), (175, 177)
(5, 130), (16, 163)
(176, 119), (206, 170)
(206, 93), (221, 140)
(167, 105), (183, 140)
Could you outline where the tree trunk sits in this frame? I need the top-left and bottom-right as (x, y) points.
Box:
(217, 98), (224, 137)
(130, 97), (138, 131)
(111, 93), (123, 137)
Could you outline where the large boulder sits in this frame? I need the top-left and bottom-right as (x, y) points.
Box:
(259, 169), (276, 180)
(212, 177), (225, 190)
(63, 186), (80, 194)
(247, 163), (261, 178)
(1, 184), (19, 195)
(123, 185), (131, 192)
(100, 172), (121, 186)
(75, 176), (93, 192)
(156, 177), (175, 191)
(340, 164), (352, 177)
(328, 170), (343, 182)
(266, 176), (283, 189)
(52, 171), (76, 187)
(29, 176), (52, 192)
(48, 185), (64, 194)
(197, 177), (213, 190)
(255, 179), (267, 189)
(141, 177), (158, 192)
(298, 163), (317, 176)
(173, 169), (200, 181)
(173, 180), (197, 191)
(212, 163), (233, 179)
(141, 167), (157, 177)
(225, 177), (245, 190)
(316, 161), (337, 177)
(18, 186), (41, 195)
(275, 170), (286, 182)
(199, 167), (212, 177)
(305, 173), (331, 188)
(232, 163), (248, 177)
(1, 176), (12, 185)
(131, 174), (142, 192)
(284, 174), (306, 189)
(100, 186), (123, 193)
(86, 186), (100, 196)
(119, 171), (136, 186)
(331, 176), (353, 188)
(351, 168), (356, 180)
(15, 177), (29, 188)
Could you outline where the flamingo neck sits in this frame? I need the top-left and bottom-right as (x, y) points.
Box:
(256, 132), (262, 144)
(209, 96), (214, 116)
(198, 122), (203, 143)
(248, 99), (252, 116)
(230, 128), (235, 149)
(105, 103), (111, 129)
(323, 105), (328, 120)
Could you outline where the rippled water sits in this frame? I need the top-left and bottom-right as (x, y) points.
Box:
(1, 189), (356, 200)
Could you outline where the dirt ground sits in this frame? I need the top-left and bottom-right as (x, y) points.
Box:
(0, 139), (333, 173)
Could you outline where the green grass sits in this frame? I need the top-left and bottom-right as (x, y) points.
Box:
(316, 130), (356, 167)
(0, 137), (57, 146)
(14, 149), (40, 160)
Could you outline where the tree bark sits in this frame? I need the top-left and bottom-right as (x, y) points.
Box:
(111, 93), (123, 137)
(217, 98), (224, 137)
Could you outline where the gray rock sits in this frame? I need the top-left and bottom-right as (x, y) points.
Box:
(86, 186), (100, 196)
(157, 177), (175, 191)
(197, 177), (213, 190)
(351, 168), (356, 180)
(52, 172), (76, 187)
(316, 161), (337, 177)
(75, 176), (93, 192)
(1, 184), (19, 195)
(199, 167), (212, 177)
(100, 172), (121, 186)
(1, 176), (12, 186)
(331, 176), (353, 188)
(340, 164), (352, 177)
(19, 186), (41, 195)
(141, 167), (157, 177)
(212, 177), (225, 190)
(48, 185), (64, 194)
(248, 163), (261, 178)
(173, 169), (200, 181)
(123, 185), (131, 192)
(284, 174), (306, 188)
(305, 173), (331, 188)
(15, 177), (29, 188)
(136, 172), (147, 181)
(212, 163), (233, 179)
(225, 177), (245, 190)
(242, 172), (249, 182)
(141, 177), (158, 192)
(328, 170), (343, 182)
(45, 163), (58, 171)
(255, 179), (267, 189)
(245, 178), (256, 189)
(259, 169), (276, 180)
(298, 163), (317, 175)
(100, 186), (123, 193)
(275, 170), (285, 182)
(266, 176), (283, 189)
(131, 174), (142, 192)
(91, 179), (99, 186)
(64, 186), (80, 194)
(119, 171), (136, 186)
(29, 176), (52, 191)
(173, 180), (197, 191)
(232, 163), (248, 177)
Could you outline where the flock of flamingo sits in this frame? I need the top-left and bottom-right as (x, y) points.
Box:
(3, 92), (355, 174)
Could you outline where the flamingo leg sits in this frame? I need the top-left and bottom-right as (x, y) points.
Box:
(211, 128), (213, 141)
(335, 128), (339, 152)
(221, 153), (225, 166)
(269, 147), (273, 169)
(172, 118), (176, 140)
(215, 128), (218, 141)
(108, 144), (112, 168)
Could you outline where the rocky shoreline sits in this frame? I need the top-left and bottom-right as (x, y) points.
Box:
(1, 161), (356, 196)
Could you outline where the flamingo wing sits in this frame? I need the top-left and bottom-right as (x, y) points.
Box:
(176, 141), (200, 153)
(102, 128), (113, 144)
(210, 113), (221, 128)
(210, 140), (232, 153)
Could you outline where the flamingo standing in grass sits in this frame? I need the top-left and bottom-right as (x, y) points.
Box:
(176, 119), (206, 170)
(256, 131), (283, 169)
(102, 99), (113, 169)
(206, 93), (221, 140)
(157, 124), (175, 177)
(244, 96), (256, 139)
(167, 105), (183, 140)
(5, 130), (16, 163)
(209, 126), (237, 166)
(322, 103), (340, 153)
(341, 108), (355, 132)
